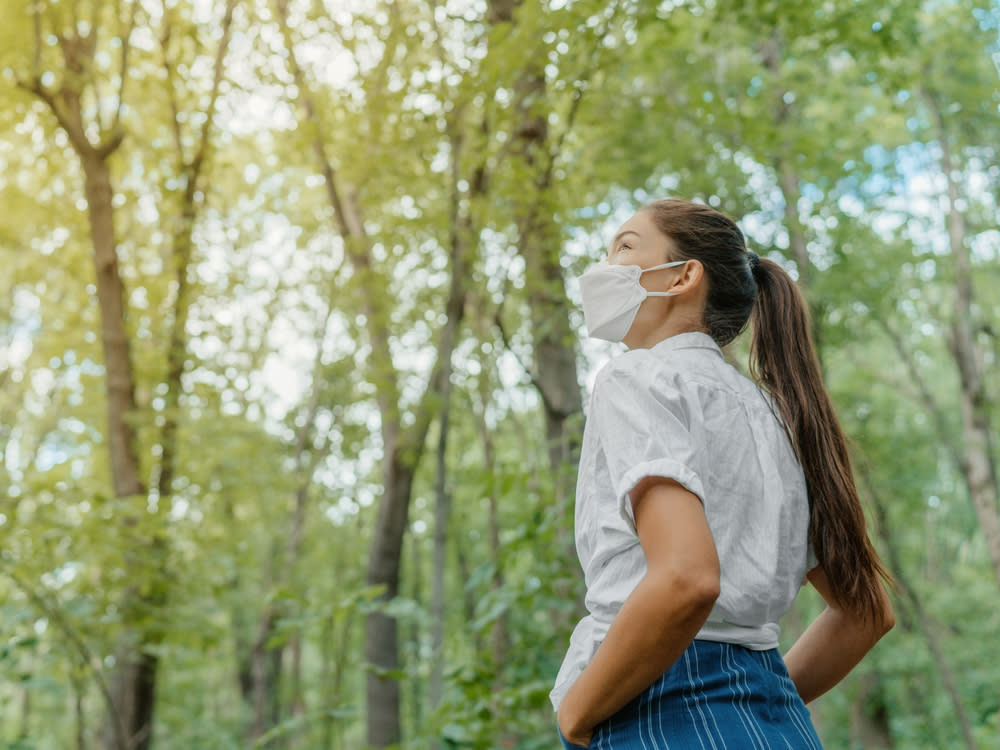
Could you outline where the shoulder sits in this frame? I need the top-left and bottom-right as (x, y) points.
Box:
(591, 349), (691, 424)
(594, 339), (770, 425)
(595, 333), (729, 394)
(595, 348), (683, 394)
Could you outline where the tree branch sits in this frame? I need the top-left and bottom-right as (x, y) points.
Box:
(492, 281), (557, 416)
(190, 0), (237, 184)
(159, 4), (185, 163)
(31, 0), (42, 76)
(1, 568), (129, 750)
(874, 316), (964, 473)
(111, 0), (138, 138)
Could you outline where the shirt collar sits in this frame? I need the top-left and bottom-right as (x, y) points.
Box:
(648, 331), (723, 358)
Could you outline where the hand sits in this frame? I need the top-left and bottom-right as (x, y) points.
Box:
(557, 706), (592, 748)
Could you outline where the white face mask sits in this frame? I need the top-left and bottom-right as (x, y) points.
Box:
(578, 260), (686, 341)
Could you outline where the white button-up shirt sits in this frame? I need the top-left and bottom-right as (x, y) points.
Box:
(551, 332), (812, 710)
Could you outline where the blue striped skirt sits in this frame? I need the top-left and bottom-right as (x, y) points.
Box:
(558, 639), (823, 749)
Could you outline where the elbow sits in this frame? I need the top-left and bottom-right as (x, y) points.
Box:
(651, 564), (720, 619)
(877, 603), (896, 638)
(848, 600), (896, 644)
(872, 585), (896, 640)
(697, 568), (722, 610)
(692, 556), (722, 612)
(683, 574), (720, 615)
(686, 573), (720, 622)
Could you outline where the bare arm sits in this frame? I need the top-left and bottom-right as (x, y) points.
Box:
(783, 565), (895, 704)
(557, 478), (720, 745)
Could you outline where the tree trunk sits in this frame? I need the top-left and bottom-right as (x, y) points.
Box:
(923, 87), (1000, 587)
(428, 84), (483, 726)
(72, 672), (86, 750)
(320, 533), (359, 750)
(240, 598), (283, 745)
(83, 156), (146, 503)
(363, 263), (467, 747)
(429, 397), (452, 722)
(243, 328), (333, 743)
(528, 231), (586, 501)
(862, 468), (980, 749)
(757, 32), (826, 352)
(18, 678), (31, 744)
(274, 6), (472, 743)
(22, 5), (237, 744)
(158, 0), (236, 502)
(877, 297), (1000, 588)
(849, 671), (893, 748)
(948, 251), (1000, 584)
(83, 140), (156, 750)
(289, 625), (305, 720)
(488, 0), (583, 524)
(364, 457), (415, 746)
(320, 612), (336, 750)
(474, 386), (508, 676)
(452, 522), (484, 653)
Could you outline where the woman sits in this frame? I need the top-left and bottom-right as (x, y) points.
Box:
(552, 199), (894, 749)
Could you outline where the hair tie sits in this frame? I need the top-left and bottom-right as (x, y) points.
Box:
(747, 251), (761, 272)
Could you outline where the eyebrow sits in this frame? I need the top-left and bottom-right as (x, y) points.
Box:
(612, 229), (640, 245)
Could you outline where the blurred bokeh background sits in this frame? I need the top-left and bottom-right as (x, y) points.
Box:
(1, 0), (998, 748)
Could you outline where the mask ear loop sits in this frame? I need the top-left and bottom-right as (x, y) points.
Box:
(640, 260), (687, 274)
(641, 259), (687, 298)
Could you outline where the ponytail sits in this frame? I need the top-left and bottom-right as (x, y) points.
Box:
(749, 258), (892, 624)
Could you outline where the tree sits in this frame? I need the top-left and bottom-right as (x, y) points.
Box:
(13, 2), (151, 746)
(272, 1), (472, 743)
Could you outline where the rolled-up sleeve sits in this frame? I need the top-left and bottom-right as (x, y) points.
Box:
(591, 361), (705, 535)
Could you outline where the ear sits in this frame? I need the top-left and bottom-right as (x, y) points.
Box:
(667, 259), (705, 295)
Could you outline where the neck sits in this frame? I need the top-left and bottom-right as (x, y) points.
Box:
(624, 316), (706, 350)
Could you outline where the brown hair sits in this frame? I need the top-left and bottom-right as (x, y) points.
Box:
(645, 198), (891, 623)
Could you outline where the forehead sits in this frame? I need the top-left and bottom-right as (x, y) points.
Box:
(614, 210), (658, 240)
